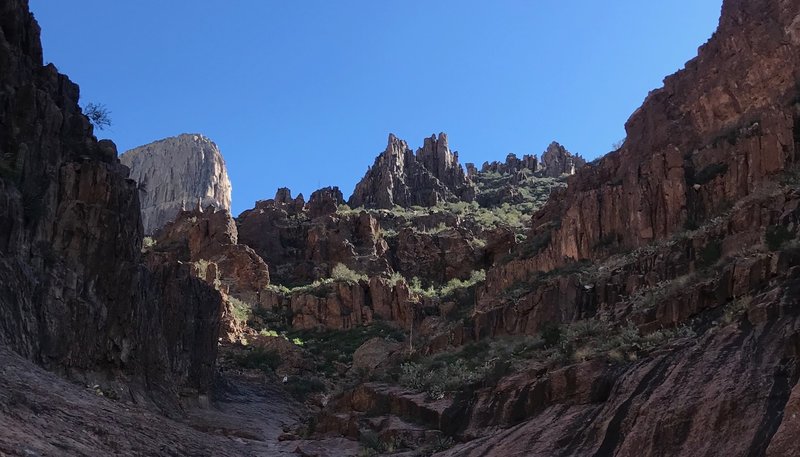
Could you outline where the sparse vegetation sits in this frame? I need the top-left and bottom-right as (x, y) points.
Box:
(396, 341), (512, 400)
(722, 296), (751, 325)
(545, 320), (697, 364)
(234, 347), (281, 373)
(286, 322), (405, 376)
(358, 431), (403, 456)
(141, 236), (156, 252)
(331, 263), (368, 284)
(83, 102), (112, 130)
(228, 296), (251, 323)
(409, 270), (485, 299)
(284, 375), (326, 401)
(627, 274), (695, 311)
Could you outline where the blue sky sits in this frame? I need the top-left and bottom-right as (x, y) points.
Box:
(29, 1), (722, 215)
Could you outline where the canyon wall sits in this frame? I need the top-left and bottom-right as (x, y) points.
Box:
(0, 0), (221, 404)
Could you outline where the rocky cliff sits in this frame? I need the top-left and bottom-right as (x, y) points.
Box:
(299, 0), (800, 455)
(539, 141), (586, 177)
(0, 0), (220, 406)
(120, 134), (232, 235)
(349, 133), (475, 209)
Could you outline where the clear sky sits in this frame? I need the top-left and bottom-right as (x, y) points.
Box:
(29, 1), (722, 216)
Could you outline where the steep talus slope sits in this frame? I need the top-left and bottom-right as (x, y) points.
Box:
(121, 134), (232, 235)
(0, 0), (220, 406)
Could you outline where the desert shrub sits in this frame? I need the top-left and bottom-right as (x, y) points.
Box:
(540, 322), (562, 348)
(228, 297), (251, 322)
(142, 236), (156, 250)
(628, 274), (695, 311)
(398, 358), (489, 400)
(387, 271), (405, 285)
(288, 322), (405, 375)
(722, 296), (751, 325)
(331, 263), (367, 284)
(565, 319), (605, 341)
(285, 375), (326, 401)
(235, 348), (281, 373)
(358, 432), (403, 456)
(780, 163), (800, 187)
(381, 227), (399, 238)
(439, 270), (486, 297)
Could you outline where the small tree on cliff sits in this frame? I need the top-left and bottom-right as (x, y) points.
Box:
(84, 102), (112, 130)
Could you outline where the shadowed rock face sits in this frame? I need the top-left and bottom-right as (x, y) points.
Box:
(0, 0), (220, 404)
(121, 134), (232, 235)
(349, 133), (475, 209)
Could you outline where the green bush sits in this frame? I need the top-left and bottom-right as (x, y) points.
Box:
(398, 358), (489, 400)
(285, 375), (326, 401)
(331, 263), (367, 284)
(228, 297), (251, 323)
(142, 237), (156, 250)
(234, 348), (281, 373)
(540, 322), (562, 348)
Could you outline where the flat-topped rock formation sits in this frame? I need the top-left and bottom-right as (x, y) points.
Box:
(121, 134), (232, 235)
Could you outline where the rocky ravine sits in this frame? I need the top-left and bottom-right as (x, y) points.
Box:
(227, 0), (800, 455)
(4, 0), (800, 456)
(120, 134), (232, 235)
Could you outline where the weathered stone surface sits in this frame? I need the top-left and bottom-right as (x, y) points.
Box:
(477, 152), (540, 175)
(237, 192), (391, 285)
(351, 337), (402, 376)
(349, 133), (475, 209)
(307, 186), (344, 219)
(120, 134), (232, 235)
(152, 207), (270, 305)
(261, 277), (421, 331)
(391, 226), (483, 284)
(539, 141), (586, 177)
(0, 0), (220, 404)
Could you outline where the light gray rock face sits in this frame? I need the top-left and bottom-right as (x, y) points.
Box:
(120, 134), (232, 235)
